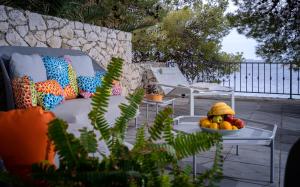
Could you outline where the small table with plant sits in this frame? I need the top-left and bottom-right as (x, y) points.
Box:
(143, 84), (175, 122)
(173, 102), (278, 183)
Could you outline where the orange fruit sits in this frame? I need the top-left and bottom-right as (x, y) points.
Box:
(220, 121), (232, 130)
(200, 118), (211, 128)
(232, 126), (238, 130)
(210, 123), (219, 130)
(199, 117), (208, 124)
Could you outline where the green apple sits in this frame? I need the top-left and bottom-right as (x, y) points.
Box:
(212, 115), (223, 123)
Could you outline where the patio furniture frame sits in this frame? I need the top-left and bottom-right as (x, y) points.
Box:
(173, 116), (278, 183)
(151, 66), (235, 116)
(142, 98), (175, 122)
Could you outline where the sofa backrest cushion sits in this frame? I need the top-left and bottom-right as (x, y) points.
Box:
(10, 53), (47, 83)
(66, 55), (95, 77)
(0, 46), (106, 110)
(0, 46), (106, 79)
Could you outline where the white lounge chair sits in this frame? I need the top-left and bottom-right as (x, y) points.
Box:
(151, 65), (235, 116)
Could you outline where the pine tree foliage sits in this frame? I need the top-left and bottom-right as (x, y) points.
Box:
(228, 0), (300, 64)
(30, 57), (223, 186)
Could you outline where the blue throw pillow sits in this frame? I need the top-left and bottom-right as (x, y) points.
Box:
(77, 71), (106, 98)
(37, 93), (64, 110)
(42, 56), (70, 88)
(95, 70), (106, 87)
(77, 76), (97, 94)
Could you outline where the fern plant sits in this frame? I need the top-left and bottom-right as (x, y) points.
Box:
(30, 57), (223, 187)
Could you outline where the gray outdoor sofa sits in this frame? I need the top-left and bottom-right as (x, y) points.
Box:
(0, 46), (130, 123)
(0, 46), (135, 159)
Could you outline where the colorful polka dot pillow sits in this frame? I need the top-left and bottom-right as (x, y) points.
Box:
(63, 56), (79, 99)
(35, 80), (64, 110)
(77, 71), (106, 98)
(11, 76), (37, 109)
(42, 56), (79, 100)
(111, 80), (122, 96)
(42, 56), (70, 88)
(77, 76), (97, 98)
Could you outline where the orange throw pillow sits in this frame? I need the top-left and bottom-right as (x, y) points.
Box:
(0, 107), (56, 179)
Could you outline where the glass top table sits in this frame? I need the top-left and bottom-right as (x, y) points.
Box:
(173, 115), (278, 183)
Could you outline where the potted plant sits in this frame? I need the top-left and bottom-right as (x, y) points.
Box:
(145, 84), (164, 102)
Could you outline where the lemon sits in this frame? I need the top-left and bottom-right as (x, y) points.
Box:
(232, 126), (238, 130)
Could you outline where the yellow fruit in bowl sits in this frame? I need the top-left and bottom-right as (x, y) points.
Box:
(210, 123), (219, 130)
(199, 117), (208, 124)
(220, 121), (232, 130)
(232, 126), (238, 130)
(210, 102), (235, 115)
(200, 118), (211, 128)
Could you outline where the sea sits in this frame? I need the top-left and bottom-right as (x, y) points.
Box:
(218, 62), (300, 99)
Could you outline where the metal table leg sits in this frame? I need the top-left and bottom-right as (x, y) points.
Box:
(156, 103), (159, 114)
(190, 89), (195, 116)
(193, 154), (196, 180)
(236, 145), (239, 155)
(270, 139), (274, 183)
(172, 100), (175, 118)
(231, 91), (235, 111)
(146, 104), (149, 122)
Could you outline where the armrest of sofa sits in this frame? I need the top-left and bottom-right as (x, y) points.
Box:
(0, 58), (15, 110)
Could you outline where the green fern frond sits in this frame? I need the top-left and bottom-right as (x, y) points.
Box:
(113, 88), (144, 142)
(31, 161), (58, 181)
(0, 171), (24, 186)
(133, 125), (146, 150)
(162, 117), (174, 144)
(183, 165), (192, 176)
(148, 107), (173, 141)
(78, 170), (142, 186)
(48, 119), (88, 168)
(172, 132), (221, 159)
(79, 127), (98, 153)
(196, 142), (224, 187)
(149, 143), (177, 162)
(89, 57), (123, 142)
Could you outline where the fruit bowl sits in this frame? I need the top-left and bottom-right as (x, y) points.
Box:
(200, 126), (243, 136)
(199, 102), (246, 135)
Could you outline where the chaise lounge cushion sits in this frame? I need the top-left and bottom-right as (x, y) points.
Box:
(51, 95), (128, 125)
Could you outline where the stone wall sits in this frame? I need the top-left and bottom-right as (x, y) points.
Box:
(0, 5), (140, 96)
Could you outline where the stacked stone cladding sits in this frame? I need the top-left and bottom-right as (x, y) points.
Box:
(0, 5), (142, 98)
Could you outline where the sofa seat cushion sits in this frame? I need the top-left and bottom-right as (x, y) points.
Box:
(51, 96), (128, 125)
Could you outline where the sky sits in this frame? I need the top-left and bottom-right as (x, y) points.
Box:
(221, 1), (263, 60)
